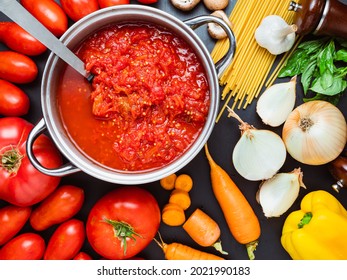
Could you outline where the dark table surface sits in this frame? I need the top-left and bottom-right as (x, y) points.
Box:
(1, 0), (347, 260)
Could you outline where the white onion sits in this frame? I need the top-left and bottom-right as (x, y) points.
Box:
(228, 108), (287, 181)
(257, 168), (306, 217)
(282, 100), (347, 165)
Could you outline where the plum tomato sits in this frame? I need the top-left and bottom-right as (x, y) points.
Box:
(44, 219), (85, 260)
(73, 252), (93, 260)
(0, 117), (62, 206)
(86, 186), (161, 259)
(0, 22), (47, 56)
(0, 205), (32, 246)
(0, 79), (30, 116)
(20, 0), (68, 37)
(0, 51), (38, 84)
(0, 233), (45, 260)
(98, 0), (130, 8)
(60, 0), (99, 22)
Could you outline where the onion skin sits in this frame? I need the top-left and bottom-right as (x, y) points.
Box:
(282, 101), (347, 165)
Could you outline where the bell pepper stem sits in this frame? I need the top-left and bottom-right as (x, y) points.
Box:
(298, 212), (313, 228)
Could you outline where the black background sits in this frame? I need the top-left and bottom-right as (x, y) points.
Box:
(1, 0), (347, 260)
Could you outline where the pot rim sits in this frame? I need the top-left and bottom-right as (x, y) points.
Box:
(40, 5), (220, 184)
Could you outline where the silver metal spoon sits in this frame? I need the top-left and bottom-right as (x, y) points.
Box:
(0, 0), (93, 81)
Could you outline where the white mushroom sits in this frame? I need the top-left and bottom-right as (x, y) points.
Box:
(203, 0), (229, 11)
(254, 15), (297, 55)
(170, 0), (201, 11)
(208, 10), (233, 40)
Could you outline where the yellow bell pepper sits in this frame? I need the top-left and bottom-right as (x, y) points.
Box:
(281, 190), (347, 260)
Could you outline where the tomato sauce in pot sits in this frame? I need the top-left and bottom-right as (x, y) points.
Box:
(58, 22), (210, 171)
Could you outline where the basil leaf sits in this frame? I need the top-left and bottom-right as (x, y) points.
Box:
(278, 50), (309, 77)
(303, 93), (342, 105)
(301, 59), (316, 94)
(336, 49), (347, 62)
(310, 76), (347, 95)
(318, 40), (335, 75)
(297, 38), (327, 54)
(320, 69), (334, 90)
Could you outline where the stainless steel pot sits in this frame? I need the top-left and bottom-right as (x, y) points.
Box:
(26, 5), (236, 185)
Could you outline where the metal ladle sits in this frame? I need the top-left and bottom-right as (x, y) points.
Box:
(0, 0), (93, 81)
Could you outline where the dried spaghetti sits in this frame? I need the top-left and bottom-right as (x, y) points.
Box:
(211, 0), (296, 120)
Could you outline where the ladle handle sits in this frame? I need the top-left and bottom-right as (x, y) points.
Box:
(184, 15), (236, 78)
(26, 118), (80, 177)
(0, 0), (91, 80)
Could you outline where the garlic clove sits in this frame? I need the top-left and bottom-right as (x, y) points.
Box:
(257, 168), (305, 218)
(256, 76), (297, 127)
(232, 129), (287, 181)
(208, 10), (233, 40)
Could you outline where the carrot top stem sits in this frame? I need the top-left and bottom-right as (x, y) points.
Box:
(213, 240), (228, 255)
(246, 241), (258, 260)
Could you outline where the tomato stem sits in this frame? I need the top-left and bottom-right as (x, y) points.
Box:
(0, 146), (23, 174)
(103, 218), (143, 256)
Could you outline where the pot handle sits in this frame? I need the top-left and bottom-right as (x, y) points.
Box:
(184, 15), (236, 78)
(26, 118), (80, 176)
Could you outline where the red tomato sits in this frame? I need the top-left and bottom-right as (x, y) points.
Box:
(20, 0), (68, 37)
(0, 233), (45, 260)
(0, 22), (47, 56)
(73, 251), (93, 260)
(0, 51), (38, 84)
(44, 219), (85, 260)
(137, 0), (157, 4)
(0, 117), (62, 206)
(30, 184), (85, 231)
(86, 186), (161, 260)
(0, 205), (31, 246)
(0, 79), (30, 116)
(98, 0), (129, 8)
(60, 0), (99, 22)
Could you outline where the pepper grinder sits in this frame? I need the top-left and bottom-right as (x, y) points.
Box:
(289, 0), (347, 39)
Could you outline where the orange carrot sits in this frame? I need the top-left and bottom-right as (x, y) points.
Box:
(169, 189), (191, 210)
(183, 208), (228, 255)
(204, 144), (261, 260)
(161, 203), (186, 226)
(154, 234), (224, 260)
(174, 174), (193, 192)
(160, 174), (177, 190)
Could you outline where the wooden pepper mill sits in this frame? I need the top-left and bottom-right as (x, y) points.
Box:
(289, 0), (347, 39)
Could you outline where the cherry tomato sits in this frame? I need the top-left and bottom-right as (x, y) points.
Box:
(0, 205), (31, 246)
(30, 184), (85, 231)
(60, 0), (99, 22)
(0, 233), (45, 260)
(0, 117), (62, 206)
(0, 51), (38, 84)
(73, 252), (93, 260)
(20, 0), (68, 37)
(86, 186), (161, 260)
(44, 219), (85, 260)
(0, 79), (30, 116)
(0, 22), (47, 56)
(137, 0), (158, 4)
(98, 0), (129, 8)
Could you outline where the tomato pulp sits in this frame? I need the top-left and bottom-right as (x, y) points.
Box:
(58, 22), (210, 171)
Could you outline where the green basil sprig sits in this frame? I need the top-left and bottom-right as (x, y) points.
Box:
(278, 37), (347, 105)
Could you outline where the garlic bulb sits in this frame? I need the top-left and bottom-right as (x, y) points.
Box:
(283, 100), (347, 165)
(256, 76), (297, 127)
(257, 168), (306, 218)
(228, 108), (287, 181)
(254, 15), (297, 55)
